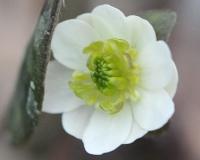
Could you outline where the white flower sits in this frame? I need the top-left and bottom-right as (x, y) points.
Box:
(42, 4), (178, 155)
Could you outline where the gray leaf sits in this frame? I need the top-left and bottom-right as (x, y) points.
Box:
(138, 10), (177, 41)
(8, 0), (63, 144)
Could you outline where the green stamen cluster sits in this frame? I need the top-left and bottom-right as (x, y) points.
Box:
(91, 57), (110, 90)
(69, 38), (141, 114)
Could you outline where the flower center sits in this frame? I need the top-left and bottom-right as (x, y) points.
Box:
(91, 57), (110, 91)
(69, 38), (141, 114)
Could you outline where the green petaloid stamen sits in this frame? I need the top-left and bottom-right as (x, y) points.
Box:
(69, 38), (141, 114)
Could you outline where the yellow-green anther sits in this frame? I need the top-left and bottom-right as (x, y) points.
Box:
(69, 38), (141, 114)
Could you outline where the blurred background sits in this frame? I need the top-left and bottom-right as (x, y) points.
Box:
(0, 0), (200, 159)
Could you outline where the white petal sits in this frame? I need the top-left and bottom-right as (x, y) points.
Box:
(83, 106), (132, 155)
(124, 120), (147, 144)
(138, 41), (173, 90)
(51, 19), (99, 71)
(133, 89), (175, 131)
(124, 103), (148, 144)
(42, 61), (83, 114)
(165, 60), (178, 98)
(62, 106), (94, 139)
(78, 14), (113, 39)
(92, 4), (126, 38)
(78, 5), (126, 39)
(125, 15), (156, 51)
